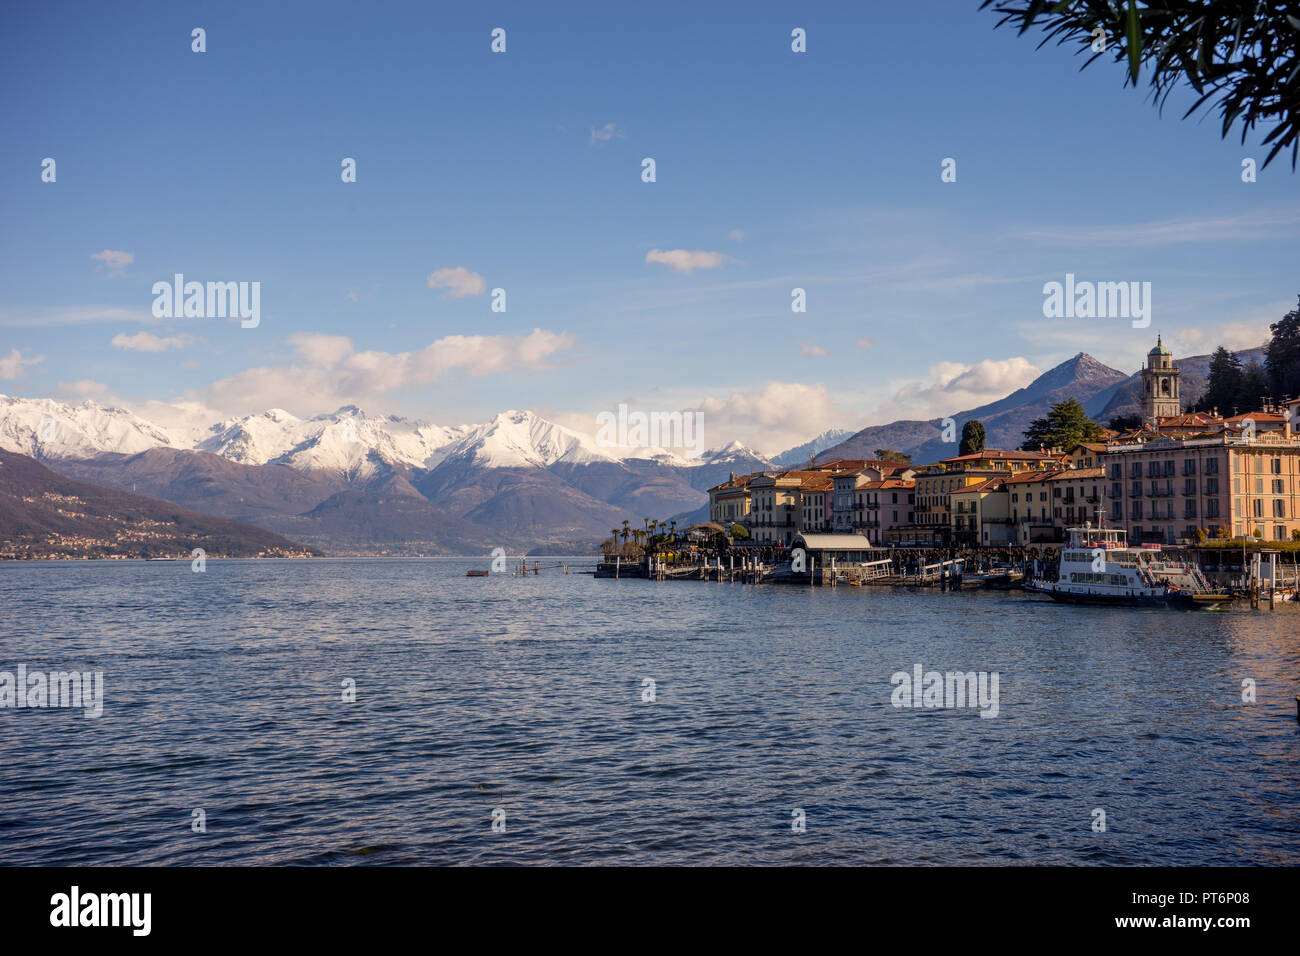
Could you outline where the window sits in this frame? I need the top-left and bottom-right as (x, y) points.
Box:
(1132, 501), (1143, 518)
(1185, 501), (1197, 518)
(1205, 458), (1219, 474)
(1253, 499), (1263, 517)
(1206, 477), (1218, 495)
(1165, 460), (1176, 476)
(1207, 500), (1219, 518)
(1111, 502), (1123, 520)
(1111, 482), (1121, 498)
(1274, 500), (1287, 518)
(1110, 464), (1122, 480)
(1131, 463), (1142, 478)
(1273, 479), (1285, 494)
(1183, 460), (1196, 475)
(1184, 478), (1196, 496)
(1272, 458), (1282, 475)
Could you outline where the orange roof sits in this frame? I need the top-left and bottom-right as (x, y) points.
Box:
(1048, 467), (1104, 481)
(1000, 470), (1060, 485)
(940, 449), (1063, 463)
(951, 477), (1005, 494)
(1222, 411), (1286, 423)
(862, 479), (916, 490)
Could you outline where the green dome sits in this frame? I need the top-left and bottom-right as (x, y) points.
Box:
(1149, 335), (1170, 356)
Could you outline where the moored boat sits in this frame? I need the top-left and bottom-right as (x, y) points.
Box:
(1030, 523), (1229, 609)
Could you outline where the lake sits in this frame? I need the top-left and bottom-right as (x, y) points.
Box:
(1, 557), (1297, 865)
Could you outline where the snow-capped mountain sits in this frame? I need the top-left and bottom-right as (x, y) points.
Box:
(0, 395), (782, 475)
(771, 428), (853, 467)
(440, 409), (620, 469)
(0, 394), (182, 460)
(0, 394), (783, 553)
(196, 406), (472, 479)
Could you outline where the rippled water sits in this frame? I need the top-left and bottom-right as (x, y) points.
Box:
(1, 557), (1298, 865)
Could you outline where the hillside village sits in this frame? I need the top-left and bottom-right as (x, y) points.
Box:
(706, 338), (1300, 550)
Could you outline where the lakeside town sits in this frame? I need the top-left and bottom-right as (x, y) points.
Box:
(599, 337), (1300, 602)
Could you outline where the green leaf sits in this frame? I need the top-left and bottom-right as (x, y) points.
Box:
(1126, 0), (1141, 85)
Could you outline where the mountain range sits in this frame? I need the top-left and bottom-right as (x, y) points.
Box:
(0, 448), (316, 559)
(0, 344), (1258, 554)
(0, 398), (773, 554)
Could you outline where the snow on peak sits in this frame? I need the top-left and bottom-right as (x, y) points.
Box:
(0, 394), (182, 460)
(445, 409), (619, 469)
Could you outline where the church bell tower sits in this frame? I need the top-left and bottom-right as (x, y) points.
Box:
(1141, 334), (1181, 425)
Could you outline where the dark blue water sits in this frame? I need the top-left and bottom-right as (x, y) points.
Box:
(1, 558), (1298, 865)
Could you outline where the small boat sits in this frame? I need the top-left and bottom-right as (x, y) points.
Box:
(465, 569), (490, 577)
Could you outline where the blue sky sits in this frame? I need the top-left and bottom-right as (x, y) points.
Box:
(1, 0), (1296, 454)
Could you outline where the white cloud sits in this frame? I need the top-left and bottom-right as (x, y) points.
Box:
(696, 381), (852, 456)
(53, 379), (115, 401)
(111, 331), (198, 352)
(286, 332), (355, 368)
(426, 266), (486, 298)
(0, 348), (43, 379)
(728, 229), (746, 241)
(855, 336), (876, 349)
(891, 357), (1042, 417)
(91, 249), (134, 274)
(590, 122), (624, 145)
(800, 340), (828, 357)
(645, 248), (729, 274)
(202, 328), (578, 415)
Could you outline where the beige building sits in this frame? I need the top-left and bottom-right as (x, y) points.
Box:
(1102, 430), (1300, 543)
(708, 472), (754, 525)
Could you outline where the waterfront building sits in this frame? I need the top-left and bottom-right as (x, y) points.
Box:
(1002, 470), (1062, 544)
(748, 470), (840, 545)
(857, 478), (916, 540)
(831, 462), (916, 533)
(1102, 429), (1300, 543)
(708, 472), (754, 525)
(790, 533), (880, 566)
(1048, 467), (1106, 528)
(908, 449), (1065, 545)
(950, 477), (1013, 546)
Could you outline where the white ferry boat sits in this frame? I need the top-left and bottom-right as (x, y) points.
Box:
(1032, 523), (1229, 608)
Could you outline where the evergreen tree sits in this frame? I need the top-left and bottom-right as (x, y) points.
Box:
(874, 448), (912, 464)
(1108, 413), (1141, 432)
(1020, 398), (1103, 451)
(958, 420), (986, 456)
(1200, 346), (1243, 414)
(1266, 295), (1300, 401)
(1236, 361), (1270, 412)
